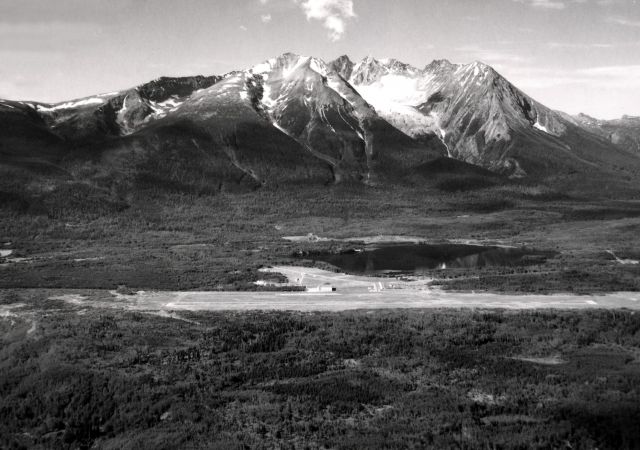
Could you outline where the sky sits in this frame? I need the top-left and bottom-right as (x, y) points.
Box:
(1, 0), (639, 119)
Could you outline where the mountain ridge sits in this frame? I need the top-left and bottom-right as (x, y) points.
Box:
(1, 52), (639, 197)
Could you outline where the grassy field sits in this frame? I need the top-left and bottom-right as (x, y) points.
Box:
(1, 182), (640, 294)
(1, 291), (639, 449)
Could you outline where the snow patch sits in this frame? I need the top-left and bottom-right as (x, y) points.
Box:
(119, 95), (129, 115)
(359, 98), (435, 138)
(283, 56), (310, 78)
(607, 250), (639, 265)
(37, 97), (105, 112)
(357, 74), (427, 106)
(251, 58), (276, 75)
(262, 82), (276, 110)
(326, 77), (348, 100)
(533, 120), (550, 134)
(273, 122), (292, 137)
(158, 97), (183, 109)
(513, 355), (566, 365)
(49, 294), (88, 305)
(351, 71), (448, 138)
(148, 101), (165, 115)
(309, 58), (328, 76)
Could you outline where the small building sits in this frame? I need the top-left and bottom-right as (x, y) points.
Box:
(306, 283), (336, 293)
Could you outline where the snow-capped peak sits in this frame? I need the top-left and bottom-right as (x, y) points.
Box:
(249, 53), (329, 79)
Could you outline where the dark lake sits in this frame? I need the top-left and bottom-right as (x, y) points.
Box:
(304, 244), (556, 275)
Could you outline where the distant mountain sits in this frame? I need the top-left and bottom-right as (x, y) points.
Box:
(341, 55), (640, 179)
(1, 52), (639, 203)
(572, 114), (640, 155)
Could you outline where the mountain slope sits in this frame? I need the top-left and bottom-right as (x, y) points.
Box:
(0, 100), (66, 173)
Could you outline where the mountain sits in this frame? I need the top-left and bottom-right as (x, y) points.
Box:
(1, 52), (639, 208)
(247, 53), (445, 182)
(0, 53), (453, 213)
(572, 114), (640, 155)
(342, 55), (640, 179)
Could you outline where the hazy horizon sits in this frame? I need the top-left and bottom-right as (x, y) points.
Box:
(1, 0), (639, 119)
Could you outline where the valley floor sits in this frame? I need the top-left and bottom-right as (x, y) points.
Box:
(2, 186), (640, 448)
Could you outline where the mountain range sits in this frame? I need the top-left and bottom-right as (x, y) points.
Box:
(1, 52), (639, 202)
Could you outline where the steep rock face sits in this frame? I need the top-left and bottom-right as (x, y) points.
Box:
(328, 55), (355, 80)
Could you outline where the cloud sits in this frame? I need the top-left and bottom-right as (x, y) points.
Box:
(514, 0), (568, 9)
(513, 0), (630, 9)
(261, 13), (272, 23)
(294, 0), (356, 41)
(607, 16), (640, 27)
(547, 41), (614, 48)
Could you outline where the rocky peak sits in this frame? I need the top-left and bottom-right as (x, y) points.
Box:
(250, 53), (330, 79)
(329, 55), (354, 80)
(461, 61), (498, 81)
(378, 58), (419, 74)
(350, 56), (384, 85)
(424, 59), (456, 73)
(350, 56), (419, 85)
